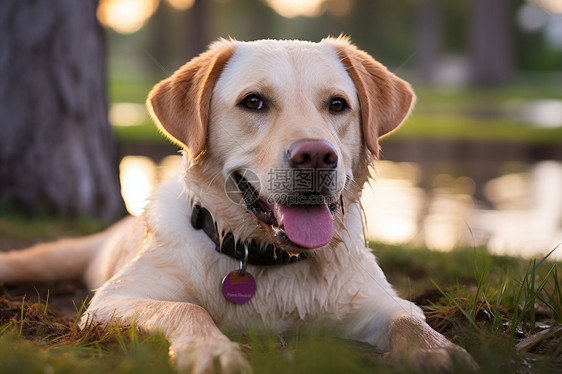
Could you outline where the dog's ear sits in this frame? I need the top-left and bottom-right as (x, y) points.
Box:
(327, 37), (415, 158)
(146, 40), (236, 161)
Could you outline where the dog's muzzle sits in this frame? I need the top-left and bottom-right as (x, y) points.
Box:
(235, 139), (340, 251)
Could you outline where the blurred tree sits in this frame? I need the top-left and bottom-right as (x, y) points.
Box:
(469, 0), (514, 86)
(147, 0), (208, 74)
(218, 0), (275, 41)
(416, 0), (442, 84)
(149, 2), (179, 71)
(0, 0), (123, 221)
(186, 0), (208, 58)
(346, 0), (415, 67)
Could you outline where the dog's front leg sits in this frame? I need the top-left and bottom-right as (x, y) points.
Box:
(81, 296), (251, 374)
(141, 301), (252, 374)
(385, 311), (478, 371)
(334, 280), (477, 371)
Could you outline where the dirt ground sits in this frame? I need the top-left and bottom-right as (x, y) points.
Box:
(1, 280), (92, 320)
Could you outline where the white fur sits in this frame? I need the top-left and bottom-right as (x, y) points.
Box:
(82, 177), (421, 344)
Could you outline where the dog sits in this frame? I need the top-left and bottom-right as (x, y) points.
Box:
(0, 37), (476, 373)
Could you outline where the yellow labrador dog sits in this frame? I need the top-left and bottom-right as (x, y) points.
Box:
(0, 37), (476, 373)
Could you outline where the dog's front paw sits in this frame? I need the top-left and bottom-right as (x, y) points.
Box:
(170, 338), (252, 374)
(386, 312), (478, 372)
(387, 344), (477, 372)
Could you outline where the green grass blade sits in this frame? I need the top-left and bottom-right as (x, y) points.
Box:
(19, 296), (25, 337)
(472, 259), (490, 318)
(431, 279), (479, 330)
(73, 295), (90, 318)
(534, 244), (560, 270)
(553, 265), (562, 321)
(0, 322), (11, 336)
(530, 258), (536, 334)
(43, 289), (50, 316)
(510, 270), (528, 338)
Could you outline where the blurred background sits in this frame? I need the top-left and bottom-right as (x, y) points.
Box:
(2, 0), (562, 259)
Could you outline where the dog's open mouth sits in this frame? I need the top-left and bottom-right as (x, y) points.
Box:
(234, 172), (337, 251)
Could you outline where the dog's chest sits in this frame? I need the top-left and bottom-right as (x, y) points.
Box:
(196, 253), (368, 334)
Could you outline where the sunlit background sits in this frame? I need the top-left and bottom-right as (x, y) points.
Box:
(98, 0), (353, 33)
(102, 0), (562, 260)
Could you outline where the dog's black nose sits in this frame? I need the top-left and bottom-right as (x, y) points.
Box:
(288, 139), (338, 169)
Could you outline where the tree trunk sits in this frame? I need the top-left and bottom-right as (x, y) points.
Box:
(469, 0), (513, 86)
(186, 0), (209, 60)
(0, 0), (123, 221)
(415, 0), (441, 84)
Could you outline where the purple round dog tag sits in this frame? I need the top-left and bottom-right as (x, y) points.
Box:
(221, 270), (256, 304)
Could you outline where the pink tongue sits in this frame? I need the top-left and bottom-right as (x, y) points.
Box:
(273, 204), (334, 249)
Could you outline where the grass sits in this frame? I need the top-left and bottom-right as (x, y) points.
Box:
(386, 84), (562, 143)
(375, 243), (562, 373)
(108, 75), (156, 104)
(0, 322), (174, 374)
(385, 114), (562, 144)
(1, 223), (561, 373)
(113, 123), (166, 144)
(0, 208), (107, 249)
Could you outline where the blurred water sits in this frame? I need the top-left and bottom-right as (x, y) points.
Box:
(119, 155), (182, 215)
(365, 160), (562, 260)
(504, 99), (562, 128)
(120, 156), (562, 260)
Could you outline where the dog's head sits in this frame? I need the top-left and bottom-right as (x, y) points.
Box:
(147, 37), (414, 252)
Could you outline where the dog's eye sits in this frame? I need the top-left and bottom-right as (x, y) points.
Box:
(329, 98), (348, 113)
(241, 95), (265, 110)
